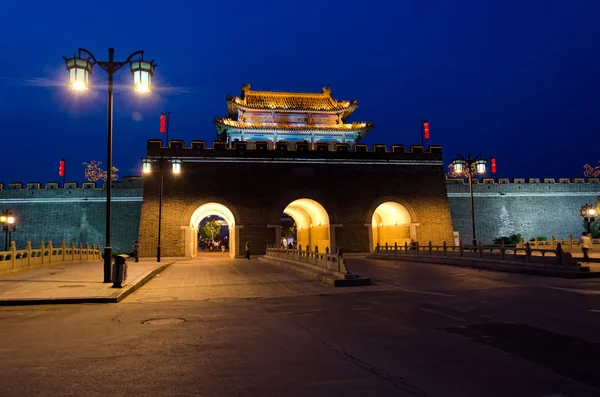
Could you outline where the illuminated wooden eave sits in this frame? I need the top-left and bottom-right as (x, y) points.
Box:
(214, 118), (374, 133)
(225, 84), (359, 115)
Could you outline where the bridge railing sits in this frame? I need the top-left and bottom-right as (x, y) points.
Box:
(516, 235), (600, 252)
(0, 240), (102, 274)
(374, 240), (579, 267)
(265, 245), (352, 275)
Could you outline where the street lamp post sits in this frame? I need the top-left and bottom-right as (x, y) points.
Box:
(63, 48), (156, 282)
(142, 157), (182, 262)
(451, 154), (490, 246)
(581, 203), (598, 234)
(0, 210), (16, 251)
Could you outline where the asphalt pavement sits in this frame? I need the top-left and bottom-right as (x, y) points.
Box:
(0, 254), (599, 396)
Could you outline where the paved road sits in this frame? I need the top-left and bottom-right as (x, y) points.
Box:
(0, 255), (599, 397)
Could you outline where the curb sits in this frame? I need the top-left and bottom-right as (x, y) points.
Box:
(0, 261), (175, 306)
(259, 256), (371, 287)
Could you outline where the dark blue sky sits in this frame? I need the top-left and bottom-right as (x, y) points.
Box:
(1, 0), (598, 183)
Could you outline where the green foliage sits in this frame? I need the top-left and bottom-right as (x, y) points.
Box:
(493, 233), (522, 246)
(281, 222), (296, 238)
(200, 220), (222, 242)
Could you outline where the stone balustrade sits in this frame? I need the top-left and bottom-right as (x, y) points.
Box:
(373, 240), (583, 269)
(0, 240), (101, 274)
(265, 245), (351, 275)
(517, 235), (600, 252)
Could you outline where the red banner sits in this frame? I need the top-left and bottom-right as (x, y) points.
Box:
(160, 114), (166, 133)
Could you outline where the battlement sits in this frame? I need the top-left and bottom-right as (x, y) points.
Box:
(0, 176), (143, 190)
(446, 177), (600, 185)
(146, 140), (443, 161)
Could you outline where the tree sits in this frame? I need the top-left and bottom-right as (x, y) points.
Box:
(281, 222), (296, 239)
(584, 161), (600, 178)
(200, 220), (222, 243)
(83, 161), (119, 182)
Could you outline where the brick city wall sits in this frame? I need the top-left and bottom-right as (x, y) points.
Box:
(137, 140), (455, 257)
(446, 177), (600, 243)
(5, 153), (598, 256)
(0, 177), (143, 253)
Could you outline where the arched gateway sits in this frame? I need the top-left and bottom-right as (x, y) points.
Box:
(137, 140), (455, 258)
(189, 202), (237, 258)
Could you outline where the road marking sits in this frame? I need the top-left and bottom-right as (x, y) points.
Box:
(307, 379), (366, 387)
(399, 288), (456, 297)
(546, 287), (600, 296)
(419, 307), (465, 322)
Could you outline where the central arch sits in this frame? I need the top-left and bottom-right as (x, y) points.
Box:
(189, 202), (237, 258)
(371, 201), (414, 250)
(283, 198), (330, 252)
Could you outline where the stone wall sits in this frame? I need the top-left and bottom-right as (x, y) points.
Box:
(4, 158), (598, 255)
(0, 177), (143, 253)
(446, 177), (600, 243)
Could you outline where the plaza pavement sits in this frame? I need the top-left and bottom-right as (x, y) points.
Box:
(1, 255), (600, 396)
(0, 258), (175, 305)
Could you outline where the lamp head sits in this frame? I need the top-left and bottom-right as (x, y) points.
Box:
(130, 58), (156, 94)
(63, 55), (93, 91)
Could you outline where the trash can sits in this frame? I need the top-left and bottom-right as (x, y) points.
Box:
(112, 254), (129, 288)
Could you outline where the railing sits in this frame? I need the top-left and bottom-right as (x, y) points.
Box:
(516, 235), (600, 252)
(374, 240), (579, 267)
(0, 240), (102, 273)
(265, 244), (351, 275)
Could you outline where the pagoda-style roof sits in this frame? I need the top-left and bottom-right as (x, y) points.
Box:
(214, 117), (374, 134)
(226, 84), (358, 117)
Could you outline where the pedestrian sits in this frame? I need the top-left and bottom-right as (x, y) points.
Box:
(132, 240), (141, 262)
(245, 241), (251, 260)
(579, 232), (592, 263)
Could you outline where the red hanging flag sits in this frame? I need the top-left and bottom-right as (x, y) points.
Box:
(160, 114), (166, 133)
(423, 121), (430, 139)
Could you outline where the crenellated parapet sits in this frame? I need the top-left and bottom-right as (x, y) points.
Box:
(446, 177), (600, 185)
(146, 140), (443, 161)
(0, 176), (143, 191)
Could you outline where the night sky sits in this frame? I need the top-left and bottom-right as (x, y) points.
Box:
(1, 0), (598, 184)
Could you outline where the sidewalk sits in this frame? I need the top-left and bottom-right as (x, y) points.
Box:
(0, 258), (176, 306)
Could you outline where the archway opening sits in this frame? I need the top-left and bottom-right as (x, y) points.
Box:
(189, 203), (236, 258)
(282, 198), (330, 252)
(371, 202), (412, 250)
(198, 215), (229, 252)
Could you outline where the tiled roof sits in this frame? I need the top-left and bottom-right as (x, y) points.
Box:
(227, 84), (358, 113)
(214, 117), (373, 133)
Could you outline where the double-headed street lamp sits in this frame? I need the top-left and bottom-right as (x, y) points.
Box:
(63, 48), (156, 282)
(142, 157), (182, 262)
(451, 154), (495, 246)
(0, 210), (16, 251)
(581, 203), (598, 235)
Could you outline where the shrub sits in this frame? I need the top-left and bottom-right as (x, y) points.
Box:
(493, 233), (522, 246)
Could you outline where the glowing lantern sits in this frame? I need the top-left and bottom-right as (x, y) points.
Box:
(452, 159), (464, 174)
(130, 59), (156, 93)
(63, 55), (93, 91)
(172, 159), (182, 174)
(475, 160), (486, 174)
(491, 157), (497, 173)
(142, 158), (152, 174)
(423, 121), (430, 140)
(59, 159), (65, 177)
